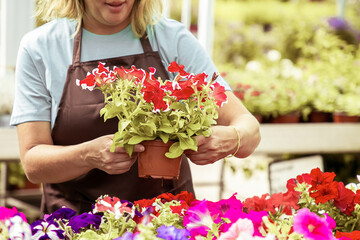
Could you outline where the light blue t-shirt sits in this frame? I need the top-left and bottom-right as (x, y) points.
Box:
(10, 17), (231, 129)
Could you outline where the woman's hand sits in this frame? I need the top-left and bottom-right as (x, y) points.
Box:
(84, 135), (144, 175)
(185, 126), (238, 165)
(184, 92), (261, 166)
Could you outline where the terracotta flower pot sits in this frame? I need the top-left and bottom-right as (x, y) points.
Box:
(271, 113), (300, 124)
(138, 140), (182, 180)
(333, 112), (359, 123)
(309, 111), (332, 123)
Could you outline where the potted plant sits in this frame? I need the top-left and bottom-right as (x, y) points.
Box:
(332, 94), (360, 123)
(77, 62), (227, 179)
(267, 78), (310, 123)
(231, 72), (273, 122)
(228, 55), (310, 123)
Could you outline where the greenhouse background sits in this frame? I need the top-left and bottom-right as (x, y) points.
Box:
(1, 0), (360, 221)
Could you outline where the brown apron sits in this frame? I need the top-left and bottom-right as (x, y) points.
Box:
(42, 27), (195, 215)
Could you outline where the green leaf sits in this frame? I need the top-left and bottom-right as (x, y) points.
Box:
(170, 102), (187, 112)
(128, 135), (155, 145)
(118, 120), (131, 135)
(103, 106), (121, 121)
(159, 133), (169, 143)
(124, 144), (135, 157)
(178, 119), (185, 128)
(158, 125), (175, 133)
(75, 230), (104, 240)
(140, 122), (157, 136)
(179, 135), (197, 151)
(99, 107), (107, 117)
(112, 131), (123, 143)
(186, 128), (195, 136)
(188, 122), (201, 131)
(165, 142), (184, 158)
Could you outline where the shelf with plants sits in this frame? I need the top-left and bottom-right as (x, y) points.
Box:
(213, 0), (360, 123)
(221, 31), (360, 123)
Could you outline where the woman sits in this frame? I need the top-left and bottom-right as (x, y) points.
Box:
(10, 0), (260, 215)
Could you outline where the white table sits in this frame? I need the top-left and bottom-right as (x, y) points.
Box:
(255, 123), (360, 155)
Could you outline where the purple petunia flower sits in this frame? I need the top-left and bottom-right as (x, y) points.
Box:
(157, 225), (190, 240)
(68, 212), (102, 233)
(328, 17), (348, 30)
(31, 219), (64, 240)
(44, 207), (77, 222)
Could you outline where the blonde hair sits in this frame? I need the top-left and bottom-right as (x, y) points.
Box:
(35, 0), (163, 37)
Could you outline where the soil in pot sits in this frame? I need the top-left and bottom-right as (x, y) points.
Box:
(138, 140), (182, 180)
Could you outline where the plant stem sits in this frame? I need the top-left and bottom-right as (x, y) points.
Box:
(106, 219), (113, 240)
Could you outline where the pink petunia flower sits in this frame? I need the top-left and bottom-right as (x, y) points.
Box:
(183, 200), (214, 238)
(0, 206), (27, 222)
(293, 208), (336, 240)
(219, 218), (275, 240)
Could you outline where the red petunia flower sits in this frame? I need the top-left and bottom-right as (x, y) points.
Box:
(134, 198), (156, 210)
(286, 173), (312, 192)
(211, 82), (228, 107)
(167, 61), (190, 77)
(242, 193), (271, 213)
(334, 182), (356, 215)
(310, 181), (339, 204)
(167, 79), (195, 100)
(141, 78), (169, 112)
(335, 230), (360, 240)
(309, 168), (336, 192)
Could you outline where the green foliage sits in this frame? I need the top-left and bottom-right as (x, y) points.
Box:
(300, 39), (360, 115)
(214, 0), (360, 118)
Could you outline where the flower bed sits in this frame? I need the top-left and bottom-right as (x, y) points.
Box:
(2, 168), (360, 239)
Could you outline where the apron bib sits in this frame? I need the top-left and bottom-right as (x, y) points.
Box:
(42, 27), (194, 215)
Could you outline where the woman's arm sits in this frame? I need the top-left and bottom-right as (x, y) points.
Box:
(185, 91), (261, 165)
(17, 121), (144, 184)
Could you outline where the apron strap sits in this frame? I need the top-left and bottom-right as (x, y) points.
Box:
(140, 35), (154, 54)
(72, 27), (82, 66)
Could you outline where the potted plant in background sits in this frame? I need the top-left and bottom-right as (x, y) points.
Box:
(228, 51), (310, 123)
(77, 62), (228, 179)
(230, 70), (274, 122)
(332, 94), (360, 123)
(301, 43), (360, 123)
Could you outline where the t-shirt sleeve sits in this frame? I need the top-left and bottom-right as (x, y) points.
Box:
(151, 18), (232, 91)
(10, 35), (51, 126)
